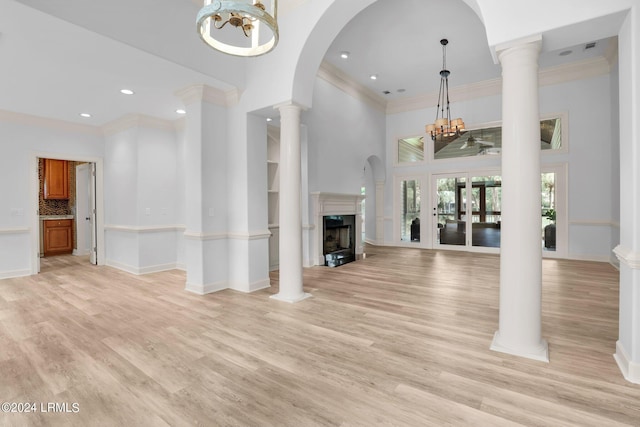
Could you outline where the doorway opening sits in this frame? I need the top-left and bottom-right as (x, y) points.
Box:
(30, 153), (105, 274)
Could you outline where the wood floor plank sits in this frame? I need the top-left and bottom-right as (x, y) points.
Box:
(0, 247), (638, 426)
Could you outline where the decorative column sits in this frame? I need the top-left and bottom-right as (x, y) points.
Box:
(491, 36), (549, 362)
(270, 103), (311, 303)
(613, 6), (640, 384)
(177, 85), (229, 295)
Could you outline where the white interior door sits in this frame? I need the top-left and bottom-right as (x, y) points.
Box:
(75, 164), (90, 256)
(89, 163), (97, 265)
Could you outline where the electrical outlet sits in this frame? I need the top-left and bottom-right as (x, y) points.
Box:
(145, 208), (151, 215)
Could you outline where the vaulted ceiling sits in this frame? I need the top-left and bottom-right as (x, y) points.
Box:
(1, 0), (615, 126)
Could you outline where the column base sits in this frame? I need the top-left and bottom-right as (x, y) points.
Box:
(270, 292), (312, 303)
(614, 340), (640, 384)
(490, 331), (549, 363)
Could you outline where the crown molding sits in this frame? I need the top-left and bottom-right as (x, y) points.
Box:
(0, 109), (101, 135)
(386, 78), (502, 115)
(539, 56), (611, 87)
(385, 56), (611, 115)
(174, 84), (240, 107)
(317, 61), (386, 113)
(102, 114), (176, 136)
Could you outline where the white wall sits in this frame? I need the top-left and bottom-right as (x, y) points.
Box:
(384, 73), (616, 261)
(304, 77), (386, 195)
(540, 75), (614, 260)
(104, 121), (182, 274)
(0, 115), (103, 278)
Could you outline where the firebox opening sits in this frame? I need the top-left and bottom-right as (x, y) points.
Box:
(323, 215), (356, 267)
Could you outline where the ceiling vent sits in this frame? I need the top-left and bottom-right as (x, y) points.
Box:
(585, 42), (597, 50)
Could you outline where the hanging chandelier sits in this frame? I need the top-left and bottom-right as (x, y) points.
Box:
(196, 0), (279, 57)
(425, 39), (465, 142)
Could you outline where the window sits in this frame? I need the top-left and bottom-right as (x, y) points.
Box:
(433, 116), (565, 160)
(398, 136), (424, 163)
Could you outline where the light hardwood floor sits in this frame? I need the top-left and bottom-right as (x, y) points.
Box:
(0, 246), (637, 426)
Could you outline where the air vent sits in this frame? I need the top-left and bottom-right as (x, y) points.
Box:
(585, 42), (597, 50)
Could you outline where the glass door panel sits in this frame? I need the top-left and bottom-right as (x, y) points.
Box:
(470, 175), (502, 248)
(435, 176), (466, 246)
(400, 179), (421, 242)
(541, 172), (556, 251)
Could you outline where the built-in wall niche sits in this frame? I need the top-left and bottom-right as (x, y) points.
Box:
(323, 215), (356, 267)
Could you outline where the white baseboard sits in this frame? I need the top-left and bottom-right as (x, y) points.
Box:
(73, 249), (91, 256)
(0, 269), (31, 279)
(229, 278), (271, 293)
(106, 259), (179, 275)
(614, 340), (640, 384)
(184, 280), (228, 295)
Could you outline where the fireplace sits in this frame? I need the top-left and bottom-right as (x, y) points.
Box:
(311, 192), (365, 267)
(323, 215), (356, 267)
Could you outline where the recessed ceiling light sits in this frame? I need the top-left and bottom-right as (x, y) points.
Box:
(397, 89), (406, 93)
(266, 117), (273, 122)
(79, 113), (92, 118)
(370, 74), (378, 80)
(176, 109), (186, 115)
(120, 89), (135, 95)
(559, 50), (572, 56)
(340, 51), (350, 59)
(382, 90), (391, 95)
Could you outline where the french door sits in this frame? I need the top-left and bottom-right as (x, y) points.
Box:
(433, 172), (502, 251)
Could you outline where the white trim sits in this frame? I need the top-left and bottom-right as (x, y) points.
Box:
(388, 78), (502, 115)
(30, 152), (105, 274)
(183, 231), (228, 241)
(491, 332), (549, 363)
(102, 114), (175, 136)
(229, 278), (271, 293)
(385, 56), (610, 115)
(317, 61), (386, 113)
(185, 280), (228, 295)
(0, 109), (100, 135)
(227, 230), (272, 240)
(0, 269), (31, 279)
(106, 259), (180, 275)
(174, 84), (239, 107)
(613, 245), (640, 269)
(72, 249), (91, 256)
(614, 341), (640, 384)
(0, 227), (29, 235)
(104, 224), (186, 233)
(183, 230), (271, 241)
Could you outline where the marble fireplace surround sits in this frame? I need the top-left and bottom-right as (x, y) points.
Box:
(311, 192), (365, 266)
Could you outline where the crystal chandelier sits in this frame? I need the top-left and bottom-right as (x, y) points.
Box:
(196, 0), (278, 57)
(425, 39), (465, 142)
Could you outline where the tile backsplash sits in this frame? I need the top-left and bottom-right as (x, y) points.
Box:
(38, 158), (77, 216)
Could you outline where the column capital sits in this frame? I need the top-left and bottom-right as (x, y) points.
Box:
(274, 100), (307, 112)
(174, 84), (239, 107)
(496, 34), (542, 63)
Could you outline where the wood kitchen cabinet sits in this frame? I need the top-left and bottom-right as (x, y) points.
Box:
(44, 159), (69, 200)
(43, 219), (73, 256)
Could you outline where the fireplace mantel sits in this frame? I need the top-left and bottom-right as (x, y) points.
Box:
(311, 192), (365, 266)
